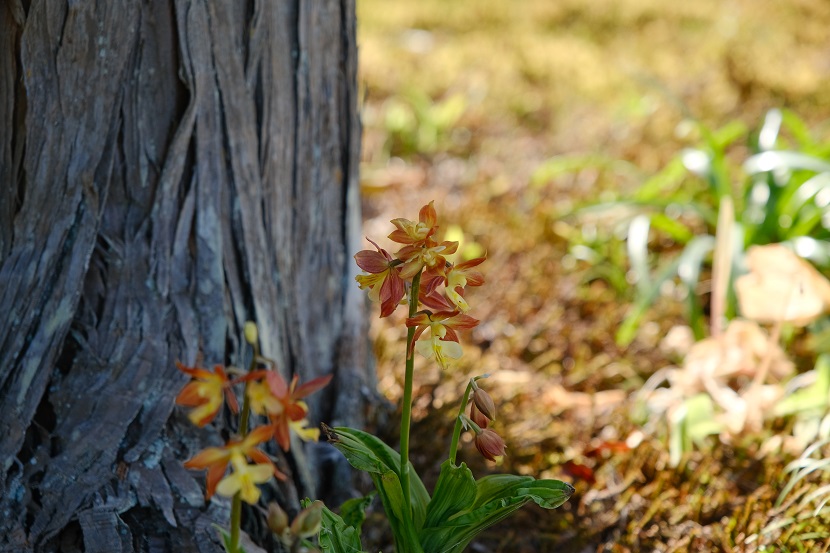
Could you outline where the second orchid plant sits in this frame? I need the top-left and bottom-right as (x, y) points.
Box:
(321, 201), (574, 553)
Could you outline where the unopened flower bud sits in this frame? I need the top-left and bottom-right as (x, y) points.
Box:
(244, 321), (259, 345)
(290, 500), (324, 538)
(474, 428), (506, 462)
(472, 388), (496, 421)
(267, 502), (289, 536)
(469, 401), (489, 429)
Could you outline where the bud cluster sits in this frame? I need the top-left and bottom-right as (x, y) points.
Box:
(469, 380), (506, 462)
(267, 500), (324, 552)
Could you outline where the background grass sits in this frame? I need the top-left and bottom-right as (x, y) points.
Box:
(355, 1), (830, 551)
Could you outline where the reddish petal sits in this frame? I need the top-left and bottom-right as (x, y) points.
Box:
(285, 402), (307, 422)
(379, 272), (406, 318)
(273, 419), (292, 451)
(213, 365), (230, 381)
(440, 241), (459, 255)
(419, 201), (437, 228)
(406, 312), (431, 327)
(191, 403), (222, 427)
(399, 259), (424, 280)
(205, 462), (228, 499)
(176, 382), (204, 406)
(242, 424), (278, 450)
(233, 369), (270, 385)
(388, 229), (417, 244)
(292, 374), (333, 399)
(443, 328), (460, 343)
(355, 250), (391, 273)
(455, 256), (486, 271)
(184, 447), (230, 469)
(446, 313), (479, 329)
(420, 273), (444, 294)
(462, 270), (485, 287)
(419, 290), (454, 311)
(407, 325), (429, 357)
(224, 387), (239, 414)
(395, 245), (420, 262)
(470, 402), (489, 429)
(266, 371), (289, 399)
(175, 361), (214, 379)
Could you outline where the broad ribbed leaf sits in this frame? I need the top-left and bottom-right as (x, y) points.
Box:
(423, 461), (477, 528)
(327, 426), (429, 553)
(419, 473), (574, 553)
(340, 493), (374, 534)
(319, 503), (366, 553)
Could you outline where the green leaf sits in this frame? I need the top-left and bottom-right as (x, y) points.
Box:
(676, 234), (716, 340)
(211, 524), (248, 553)
(423, 461), (477, 529)
(775, 354), (830, 416)
(633, 157), (687, 201)
(418, 467), (574, 553)
(627, 214), (652, 297)
(744, 151), (830, 175)
(616, 250), (688, 346)
(340, 493), (375, 534)
(684, 393), (724, 445)
(669, 393), (723, 467)
(319, 503), (367, 553)
(649, 212), (695, 243)
(326, 426), (428, 553)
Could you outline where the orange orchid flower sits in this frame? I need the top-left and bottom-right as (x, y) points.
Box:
(215, 453), (275, 505)
(396, 239), (459, 280)
(406, 310), (478, 368)
(265, 371), (333, 451)
(183, 424), (287, 500)
(355, 238), (406, 318)
(175, 362), (239, 427)
(406, 310), (479, 346)
(388, 201), (438, 245)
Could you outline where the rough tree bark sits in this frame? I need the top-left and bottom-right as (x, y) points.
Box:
(0, 1), (369, 551)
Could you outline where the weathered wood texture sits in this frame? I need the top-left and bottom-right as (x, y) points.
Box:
(0, 0), (368, 551)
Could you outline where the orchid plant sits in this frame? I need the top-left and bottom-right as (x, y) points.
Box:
(175, 322), (332, 553)
(320, 201), (574, 553)
(174, 201), (573, 553)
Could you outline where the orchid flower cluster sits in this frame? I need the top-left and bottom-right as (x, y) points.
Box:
(319, 201), (572, 553)
(354, 201), (503, 457)
(175, 323), (331, 553)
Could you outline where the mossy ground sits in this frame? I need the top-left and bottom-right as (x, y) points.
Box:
(355, 1), (830, 550)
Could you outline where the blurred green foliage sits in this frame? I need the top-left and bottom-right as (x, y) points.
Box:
(556, 109), (830, 345)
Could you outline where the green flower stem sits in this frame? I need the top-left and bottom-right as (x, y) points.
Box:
(229, 338), (259, 553)
(449, 379), (475, 465)
(229, 494), (243, 553)
(399, 268), (422, 522)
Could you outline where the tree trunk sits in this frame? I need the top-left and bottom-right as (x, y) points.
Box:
(0, 1), (368, 551)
